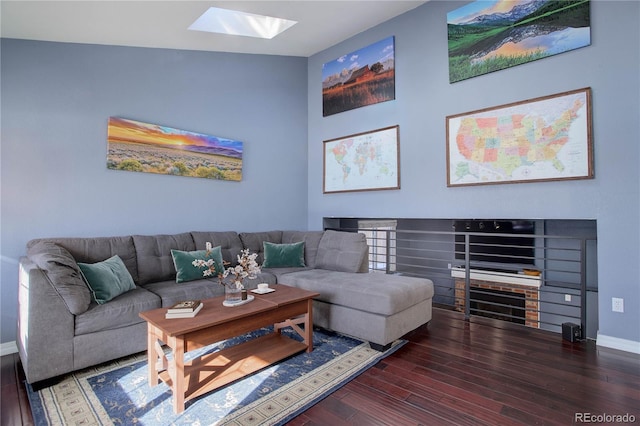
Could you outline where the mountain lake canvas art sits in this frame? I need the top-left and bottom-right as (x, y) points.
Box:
(447, 0), (591, 83)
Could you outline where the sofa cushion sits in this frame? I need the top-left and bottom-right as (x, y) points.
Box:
(315, 230), (368, 273)
(262, 267), (310, 282)
(78, 255), (137, 304)
(250, 271), (278, 286)
(171, 246), (224, 283)
(74, 287), (160, 336)
(144, 279), (223, 308)
(191, 231), (243, 266)
(281, 269), (434, 316)
(27, 236), (138, 283)
(282, 231), (324, 268)
(27, 241), (92, 315)
(239, 231), (282, 264)
(133, 233), (195, 285)
(262, 241), (306, 268)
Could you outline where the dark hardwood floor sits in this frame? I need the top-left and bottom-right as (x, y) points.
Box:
(3, 308), (639, 425)
(1, 351), (33, 425)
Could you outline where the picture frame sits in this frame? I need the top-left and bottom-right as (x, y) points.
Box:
(107, 117), (243, 181)
(322, 36), (395, 117)
(447, 0), (591, 83)
(323, 125), (400, 194)
(446, 87), (593, 187)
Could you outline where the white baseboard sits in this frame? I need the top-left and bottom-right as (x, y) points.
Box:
(597, 333), (640, 355)
(1, 341), (18, 356)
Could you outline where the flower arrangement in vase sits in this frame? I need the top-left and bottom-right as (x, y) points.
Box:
(192, 242), (261, 302)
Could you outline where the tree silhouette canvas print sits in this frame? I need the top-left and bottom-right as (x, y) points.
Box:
(322, 36), (395, 117)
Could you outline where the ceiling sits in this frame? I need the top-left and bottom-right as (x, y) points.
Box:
(0, 1), (427, 57)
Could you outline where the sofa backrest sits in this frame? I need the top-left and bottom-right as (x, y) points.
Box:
(237, 231), (326, 268)
(314, 230), (369, 273)
(238, 231), (283, 264)
(132, 233), (195, 285)
(25, 230), (370, 296)
(26, 236), (138, 283)
(191, 231), (243, 266)
(281, 231), (324, 268)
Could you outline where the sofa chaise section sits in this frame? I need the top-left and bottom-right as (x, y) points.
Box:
(281, 268), (434, 348)
(266, 230), (434, 348)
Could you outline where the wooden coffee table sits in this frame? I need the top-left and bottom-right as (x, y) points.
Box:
(139, 284), (319, 413)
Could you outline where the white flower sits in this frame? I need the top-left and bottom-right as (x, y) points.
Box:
(193, 245), (261, 289)
(192, 247), (219, 278)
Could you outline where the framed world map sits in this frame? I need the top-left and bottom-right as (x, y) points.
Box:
(323, 126), (400, 194)
(446, 87), (593, 187)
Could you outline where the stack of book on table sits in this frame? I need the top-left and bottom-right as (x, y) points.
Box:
(165, 300), (203, 319)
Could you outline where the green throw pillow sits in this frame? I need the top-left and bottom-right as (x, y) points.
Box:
(171, 246), (224, 283)
(78, 255), (136, 304)
(262, 241), (306, 268)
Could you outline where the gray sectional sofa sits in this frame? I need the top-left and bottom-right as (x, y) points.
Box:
(18, 229), (434, 384)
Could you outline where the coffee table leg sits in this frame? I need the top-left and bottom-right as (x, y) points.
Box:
(273, 299), (315, 352)
(147, 325), (159, 386)
(168, 335), (186, 413)
(305, 298), (314, 352)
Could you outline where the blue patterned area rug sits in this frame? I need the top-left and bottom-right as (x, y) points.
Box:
(27, 327), (405, 425)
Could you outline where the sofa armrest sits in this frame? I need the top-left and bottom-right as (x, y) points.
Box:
(18, 257), (75, 383)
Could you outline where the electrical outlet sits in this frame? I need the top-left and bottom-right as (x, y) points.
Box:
(612, 297), (624, 313)
(565, 294), (571, 302)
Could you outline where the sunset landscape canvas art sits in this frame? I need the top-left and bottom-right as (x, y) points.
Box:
(107, 117), (243, 181)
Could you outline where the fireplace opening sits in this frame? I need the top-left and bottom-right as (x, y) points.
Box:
(470, 287), (526, 324)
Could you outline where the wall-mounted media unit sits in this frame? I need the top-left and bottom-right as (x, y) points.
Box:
(453, 219), (536, 271)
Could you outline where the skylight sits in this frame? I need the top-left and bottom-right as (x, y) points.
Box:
(188, 7), (297, 40)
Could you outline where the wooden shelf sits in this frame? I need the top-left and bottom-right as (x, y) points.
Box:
(451, 267), (541, 288)
(158, 333), (307, 402)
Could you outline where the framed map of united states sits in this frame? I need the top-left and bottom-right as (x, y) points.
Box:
(446, 88), (593, 187)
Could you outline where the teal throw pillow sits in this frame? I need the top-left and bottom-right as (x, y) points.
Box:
(78, 255), (136, 304)
(262, 241), (306, 268)
(171, 246), (224, 283)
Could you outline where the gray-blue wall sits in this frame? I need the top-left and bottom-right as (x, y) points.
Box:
(307, 1), (639, 346)
(1, 1), (638, 350)
(1, 40), (308, 343)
